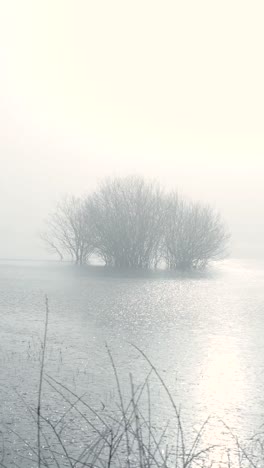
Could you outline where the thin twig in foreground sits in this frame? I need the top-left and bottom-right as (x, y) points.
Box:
(37, 295), (50, 468)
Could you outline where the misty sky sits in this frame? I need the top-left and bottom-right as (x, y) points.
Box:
(1, 0), (263, 259)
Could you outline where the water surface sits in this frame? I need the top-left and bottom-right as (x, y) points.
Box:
(1, 259), (264, 465)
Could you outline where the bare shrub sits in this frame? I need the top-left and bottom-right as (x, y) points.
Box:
(163, 194), (229, 270)
(41, 195), (94, 265)
(86, 176), (165, 269)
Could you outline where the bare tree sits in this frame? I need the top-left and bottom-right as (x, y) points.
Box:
(86, 176), (165, 269)
(163, 194), (229, 270)
(41, 195), (94, 265)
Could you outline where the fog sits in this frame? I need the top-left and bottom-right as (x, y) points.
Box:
(1, 0), (263, 260)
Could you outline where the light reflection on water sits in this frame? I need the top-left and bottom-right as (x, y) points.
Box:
(1, 258), (264, 463)
(201, 335), (242, 409)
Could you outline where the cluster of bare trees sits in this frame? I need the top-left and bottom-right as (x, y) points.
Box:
(41, 176), (229, 270)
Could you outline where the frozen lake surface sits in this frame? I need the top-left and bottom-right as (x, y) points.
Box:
(1, 258), (264, 466)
